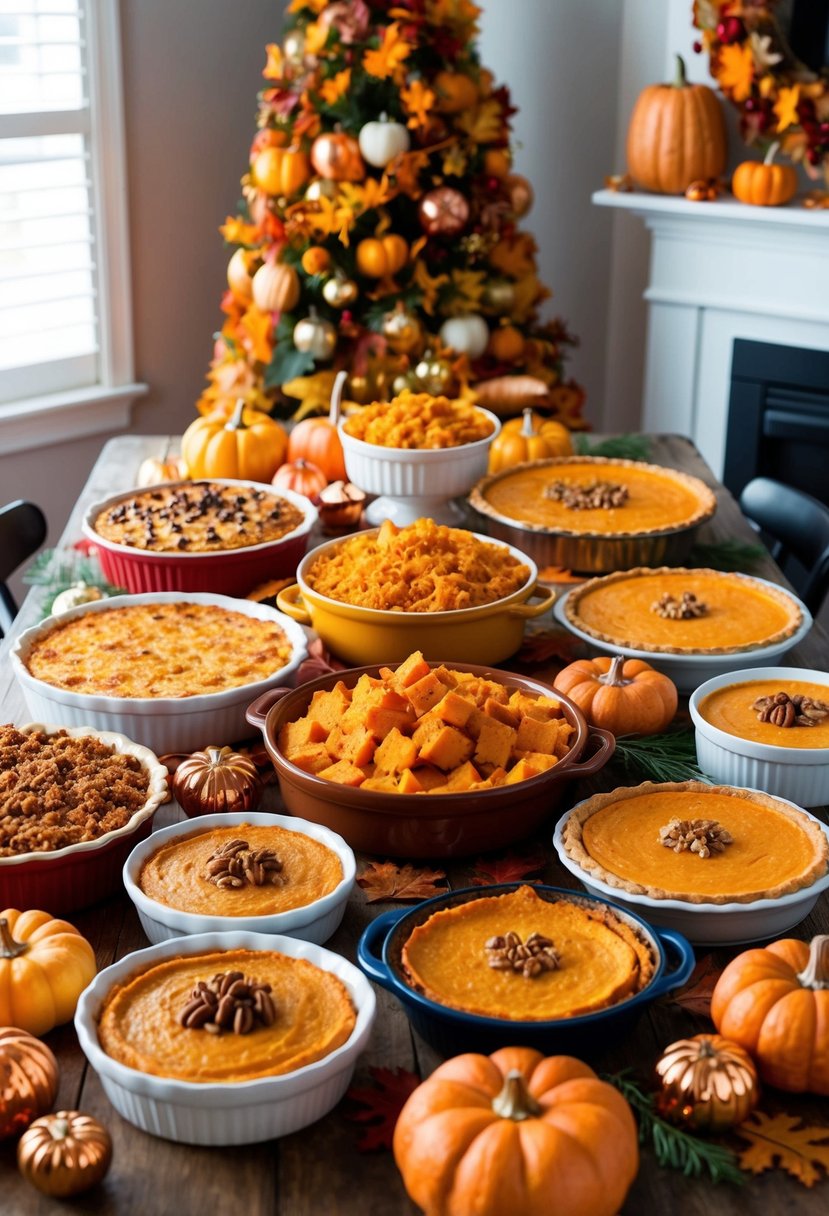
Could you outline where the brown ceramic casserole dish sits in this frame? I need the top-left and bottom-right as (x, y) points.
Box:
(246, 664), (614, 858)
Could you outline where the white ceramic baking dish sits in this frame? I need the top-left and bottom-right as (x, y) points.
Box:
(689, 666), (829, 807)
(552, 792), (829, 946)
(123, 811), (356, 946)
(74, 930), (376, 1146)
(10, 592), (308, 754)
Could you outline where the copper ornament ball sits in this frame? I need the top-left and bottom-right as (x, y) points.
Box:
(505, 174), (534, 217)
(171, 745), (263, 819)
(310, 131), (365, 182)
(418, 187), (470, 237)
(382, 304), (423, 355)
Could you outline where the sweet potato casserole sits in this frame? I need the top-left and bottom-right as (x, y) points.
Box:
(24, 602), (294, 698)
(342, 392), (494, 449)
(0, 725), (150, 856)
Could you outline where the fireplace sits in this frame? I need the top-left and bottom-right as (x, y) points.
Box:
(722, 340), (829, 507)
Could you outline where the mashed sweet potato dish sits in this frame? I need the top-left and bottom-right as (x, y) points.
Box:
(305, 518), (530, 612)
(342, 392), (494, 449)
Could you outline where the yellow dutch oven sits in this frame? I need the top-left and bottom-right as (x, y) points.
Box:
(276, 530), (556, 666)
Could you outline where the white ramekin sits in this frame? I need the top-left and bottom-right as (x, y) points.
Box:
(74, 930), (376, 1146)
(123, 811), (356, 946)
(553, 791), (829, 946)
(0, 722), (169, 915)
(689, 666), (829, 807)
(10, 592), (308, 754)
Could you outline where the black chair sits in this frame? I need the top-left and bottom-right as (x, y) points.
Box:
(739, 477), (829, 617)
(0, 500), (47, 637)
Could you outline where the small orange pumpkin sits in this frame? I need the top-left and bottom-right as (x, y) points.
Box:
(251, 259), (301, 313)
(488, 407), (573, 471)
(394, 1046), (639, 1216)
(251, 145), (310, 196)
(553, 654), (678, 736)
(301, 245), (331, 276)
(488, 324), (525, 362)
(286, 393), (347, 482)
(433, 70), (478, 114)
(272, 458), (329, 498)
(732, 143), (798, 207)
(484, 148), (511, 179)
(182, 399), (288, 482)
(355, 234), (408, 279)
(0, 910), (97, 1037)
(226, 248), (259, 302)
(711, 934), (829, 1094)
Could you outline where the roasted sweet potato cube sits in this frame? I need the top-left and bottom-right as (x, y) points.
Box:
(307, 685), (352, 732)
(515, 750), (559, 772)
(553, 721), (575, 757)
(433, 760), (481, 791)
(484, 766), (509, 786)
(474, 717), (517, 770)
(418, 726), (475, 772)
(515, 715), (566, 757)
(365, 704), (415, 740)
(324, 723), (349, 760)
(505, 758), (544, 784)
(277, 716), (329, 753)
(431, 665), (459, 689)
(317, 759), (367, 787)
(379, 687), (411, 713)
(361, 774), (399, 792)
(374, 727), (419, 774)
(398, 769), (424, 794)
(412, 714), (444, 751)
(341, 726), (376, 768)
(484, 697), (520, 728)
(406, 671), (453, 718)
(351, 673), (385, 707)
(392, 650), (431, 688)
(411, 765), (447, 790)
(435, 691), (476, 729)
(288, 743), (333, 774)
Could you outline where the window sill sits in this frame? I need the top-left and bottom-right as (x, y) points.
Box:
(0, 383), (148, 456)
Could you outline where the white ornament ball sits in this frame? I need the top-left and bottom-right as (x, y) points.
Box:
(439, 314), (490, 360)
(358, 117), (410, 168)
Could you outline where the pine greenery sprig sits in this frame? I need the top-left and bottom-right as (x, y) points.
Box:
(688, 539), (767, 573)
(573, 434), (653, 461)
(612, 730), (712, 785)
(23, 548), (124, 618)
(605, 1072), (746, 1186)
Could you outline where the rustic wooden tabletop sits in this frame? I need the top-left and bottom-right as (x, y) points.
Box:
(1, 433), (827, 1216)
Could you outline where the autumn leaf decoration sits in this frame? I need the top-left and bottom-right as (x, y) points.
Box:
(661, 954), (722, 1019)
(471, 845), (547, 886)
(736, 1112), (829, 1187)
(345, 1066), (420, 1152)
(357, 861), (447, 903)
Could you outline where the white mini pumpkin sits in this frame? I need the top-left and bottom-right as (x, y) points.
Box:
(439, 313), (490, 359)
(358, 115), (410, 168)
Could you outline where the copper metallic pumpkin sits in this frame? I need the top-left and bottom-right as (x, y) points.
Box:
(0, 1028), (59, 1140)
(171, 745), (263, 819)
(18, 1111), (112, 1198)
(654, 1033), (759, 1131)
(310, 130), (365, 182)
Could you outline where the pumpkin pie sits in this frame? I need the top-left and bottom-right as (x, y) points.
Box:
(698, 679), (829, 751)
(561, 781), (828, 904)
(137, 823), (344, 917)
(400, 885), (655, 1020)
(470, 457), (716, 538)
(97, 947), (356, 1081)
(564, 567), (803, 655)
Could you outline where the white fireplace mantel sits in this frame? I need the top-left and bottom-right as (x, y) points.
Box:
(593, 189), (829, 477)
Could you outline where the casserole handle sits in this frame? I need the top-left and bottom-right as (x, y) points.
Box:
(648, 928), (696, 997)
(275, 584), (311, 625)
(506, 584), (557, 619)
(564, 727), (616, 775)
(357, 909), (408, 990)
(245, 687), (293, 731)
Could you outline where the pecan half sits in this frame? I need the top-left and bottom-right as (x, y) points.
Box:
(484, 930), (561, 979)
(753, 691), (829, 728)
(659, 818), (733, 859)
(178, 970), (276, 1035)
(650, 591), (708, 620)
(543, 480), (629, 510)
(204, 838), (285, 888)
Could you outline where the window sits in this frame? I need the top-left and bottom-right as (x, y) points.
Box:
(0, 0), (144, 454)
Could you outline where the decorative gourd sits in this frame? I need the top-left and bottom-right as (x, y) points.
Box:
(251, 259), (301, 313)
(251, 145), (310, 196)
(711, 934), (829, 1094)
(171, 745), (263, 819)
(272, 458), (329, 498)
(488, 407), (573, 471)
(181, 399), (288, 482)
(286, 393), (347, 482)
(0, 911), (97, 1037)
(439, 313), (489, 359)
(434, 70), (478, 114)
(626, 55), (727, 194)
(355, 234), (408, 278)
(654, 1034), (759, 1131)
(18, 1111), (112, 1198)
(0, 1028), (59, 1140)
(310, 130), (365, 181)
(358, 114), (410, 167)
(393, 1046), (639, 1216)
(227, 247), (258, 302)
(488, 324), (525, 362)
(136, 453), (187, 487)
(553, 655), (678, 736)
(732, 143), (798, 208)
(301, 245), (331, 276)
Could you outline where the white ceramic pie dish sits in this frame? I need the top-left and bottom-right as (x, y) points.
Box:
(553, 580), (812, 695)
(689, 666), (829, 807)
(123, 811), (356, 946)
(10, 591), (308, 754)
(553, 791), (829, 946)
(74, 929), (376, 1146)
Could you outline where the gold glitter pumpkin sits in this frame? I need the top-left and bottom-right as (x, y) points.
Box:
(0, 1027), (58, 1140)
(171, 745), (263, 818)
(17, 1111), (112, 1198)
(655, 1033), (759, 1131)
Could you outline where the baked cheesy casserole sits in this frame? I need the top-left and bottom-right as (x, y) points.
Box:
(24, 602), (294, 698)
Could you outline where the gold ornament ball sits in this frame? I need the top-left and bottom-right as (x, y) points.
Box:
(347, 373), (372, 404)
(304, 178), (337, 203)
(18, 1111), (113, 1198)
(392, 373), (413, 395)
(655, 1034), (759, 1132)
(322, 275), (359, 309)
(382, 305), (423, 355)
(283, 29), (305, 64)
(293, 311), (337, 361)
(506, 174), (534, 217)
(483, 279), (516, 312)
(413, 356), (453, 395)
(418, 187), (470, 237)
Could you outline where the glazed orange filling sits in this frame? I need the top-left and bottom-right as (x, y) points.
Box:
(699, 679), (829, 750)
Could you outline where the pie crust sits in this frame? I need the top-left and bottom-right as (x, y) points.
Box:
(563, 567), (803, 655)
(561, 780), (828, 904)
(469, 457), (717, 539)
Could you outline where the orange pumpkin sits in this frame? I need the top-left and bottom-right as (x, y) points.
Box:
(301, 245), (332, 276)
(553, 655), (678, 736)
(488, 324), (525, 362)
(732, 144), (798, 207)
(626, 55), (726, 194)
(272, 458), (328, 498)
(182, 399), (288, 482)
(355, 234), (408, 279)
(394, 1046), (639, 1216)
(711, 935), (829, 1094)
(488, 408), (573, 471)
(310, 130), (365, 181)
(434, 70), (478, 114)
(251, 145), (310, 196)
(287, 397), (347, 482)
(251, 260), (301, 313)
(484, 148), (511, 179)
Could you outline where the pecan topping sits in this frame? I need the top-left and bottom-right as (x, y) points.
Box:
(650, 591), (708, 619)
(753, 691), (829, 728)
(543, 480), (629, 510)
(178, 970), (276, 1035)
(204, 838), (285, 888)
(485, 931), (561, 979)
(659, 818), (733, 859)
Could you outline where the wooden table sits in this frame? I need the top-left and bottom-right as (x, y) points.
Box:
(2, 434), (827, 1215)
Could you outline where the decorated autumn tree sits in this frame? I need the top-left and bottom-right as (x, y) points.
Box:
(197, 0), (584, 427)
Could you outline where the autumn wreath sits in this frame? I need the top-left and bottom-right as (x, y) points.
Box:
(693, 1), (829, 180)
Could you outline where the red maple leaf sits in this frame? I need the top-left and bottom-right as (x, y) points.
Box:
(471, 845), (547, 886)
(662, 954), (722, 1017)
(345, 1066), (420, 1152)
